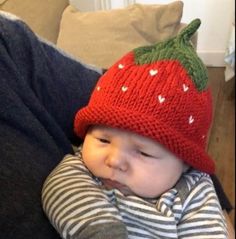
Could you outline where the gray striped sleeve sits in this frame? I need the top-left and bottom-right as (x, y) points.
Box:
(177, 173), (227, 238)
(41, 153), (127, 239)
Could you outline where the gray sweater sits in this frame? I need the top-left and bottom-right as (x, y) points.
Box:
(42, 149), (227, 239)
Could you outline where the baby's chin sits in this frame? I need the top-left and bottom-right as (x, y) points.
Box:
(100, 178), (163, 198)
(117, 187), (134, 196)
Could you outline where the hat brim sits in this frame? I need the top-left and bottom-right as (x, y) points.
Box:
(74, 105), (215, 174)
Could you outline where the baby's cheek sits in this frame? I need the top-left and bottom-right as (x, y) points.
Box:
(131, 172), (173, 198)
(126, 177), (158, 198)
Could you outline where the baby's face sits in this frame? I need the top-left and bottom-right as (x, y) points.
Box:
(82, 125), (187, 198)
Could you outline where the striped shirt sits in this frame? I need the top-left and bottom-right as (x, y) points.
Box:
(42, 149), (227, 239)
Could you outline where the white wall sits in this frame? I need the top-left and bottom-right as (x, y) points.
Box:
(69, 0), (235, 66)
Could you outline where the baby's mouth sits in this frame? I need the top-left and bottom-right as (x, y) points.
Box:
(100, 179), (133, 196)
(100, 178), (130, 194)
(101, 179), (125, 190)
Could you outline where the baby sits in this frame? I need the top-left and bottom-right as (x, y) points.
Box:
(42, 19), (227, 239)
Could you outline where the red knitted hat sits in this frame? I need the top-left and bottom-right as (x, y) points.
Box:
(74, 19), (215, 174)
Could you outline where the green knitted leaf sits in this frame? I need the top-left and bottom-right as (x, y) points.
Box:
(133, 19), (208, 91)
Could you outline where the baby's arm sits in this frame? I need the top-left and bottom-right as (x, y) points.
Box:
(177, 176), (227, 238)
(41, 153), (128, 239)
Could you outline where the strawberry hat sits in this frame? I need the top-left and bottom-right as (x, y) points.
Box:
(74, 19), (215, 174)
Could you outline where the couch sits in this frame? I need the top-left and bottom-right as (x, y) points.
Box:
(0, 0), (197, 69)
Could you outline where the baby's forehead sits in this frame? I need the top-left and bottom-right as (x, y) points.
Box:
(89, 124), (164, 147)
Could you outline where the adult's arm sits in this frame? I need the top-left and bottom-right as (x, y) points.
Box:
(0, 12), (101, 239)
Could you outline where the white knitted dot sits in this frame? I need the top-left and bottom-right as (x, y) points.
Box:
(183, 84), (189, 92)
(188, 115), (194, 124)
(118, 64), (124, 69)
(158, 95), (165, 103)
(149, 69), (158, 76)
(121, 86), (128, 92)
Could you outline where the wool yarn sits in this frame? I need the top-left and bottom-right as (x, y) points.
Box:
(74, 19), (215, 174)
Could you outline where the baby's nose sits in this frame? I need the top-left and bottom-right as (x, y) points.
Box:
(105, 150), (128, 172)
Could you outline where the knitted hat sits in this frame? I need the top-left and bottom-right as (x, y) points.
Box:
(74, 19), (215, 174)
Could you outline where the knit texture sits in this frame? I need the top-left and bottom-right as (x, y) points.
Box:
(74, 19), (215, 174)
(134, 19), (207, 91)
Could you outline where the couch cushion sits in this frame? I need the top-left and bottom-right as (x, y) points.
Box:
(57, 2), (183, 69)
(0, 0), (68, 43)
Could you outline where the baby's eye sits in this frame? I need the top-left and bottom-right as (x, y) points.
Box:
(97, 138), (110, 144)
(140, 151), (153, 158)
